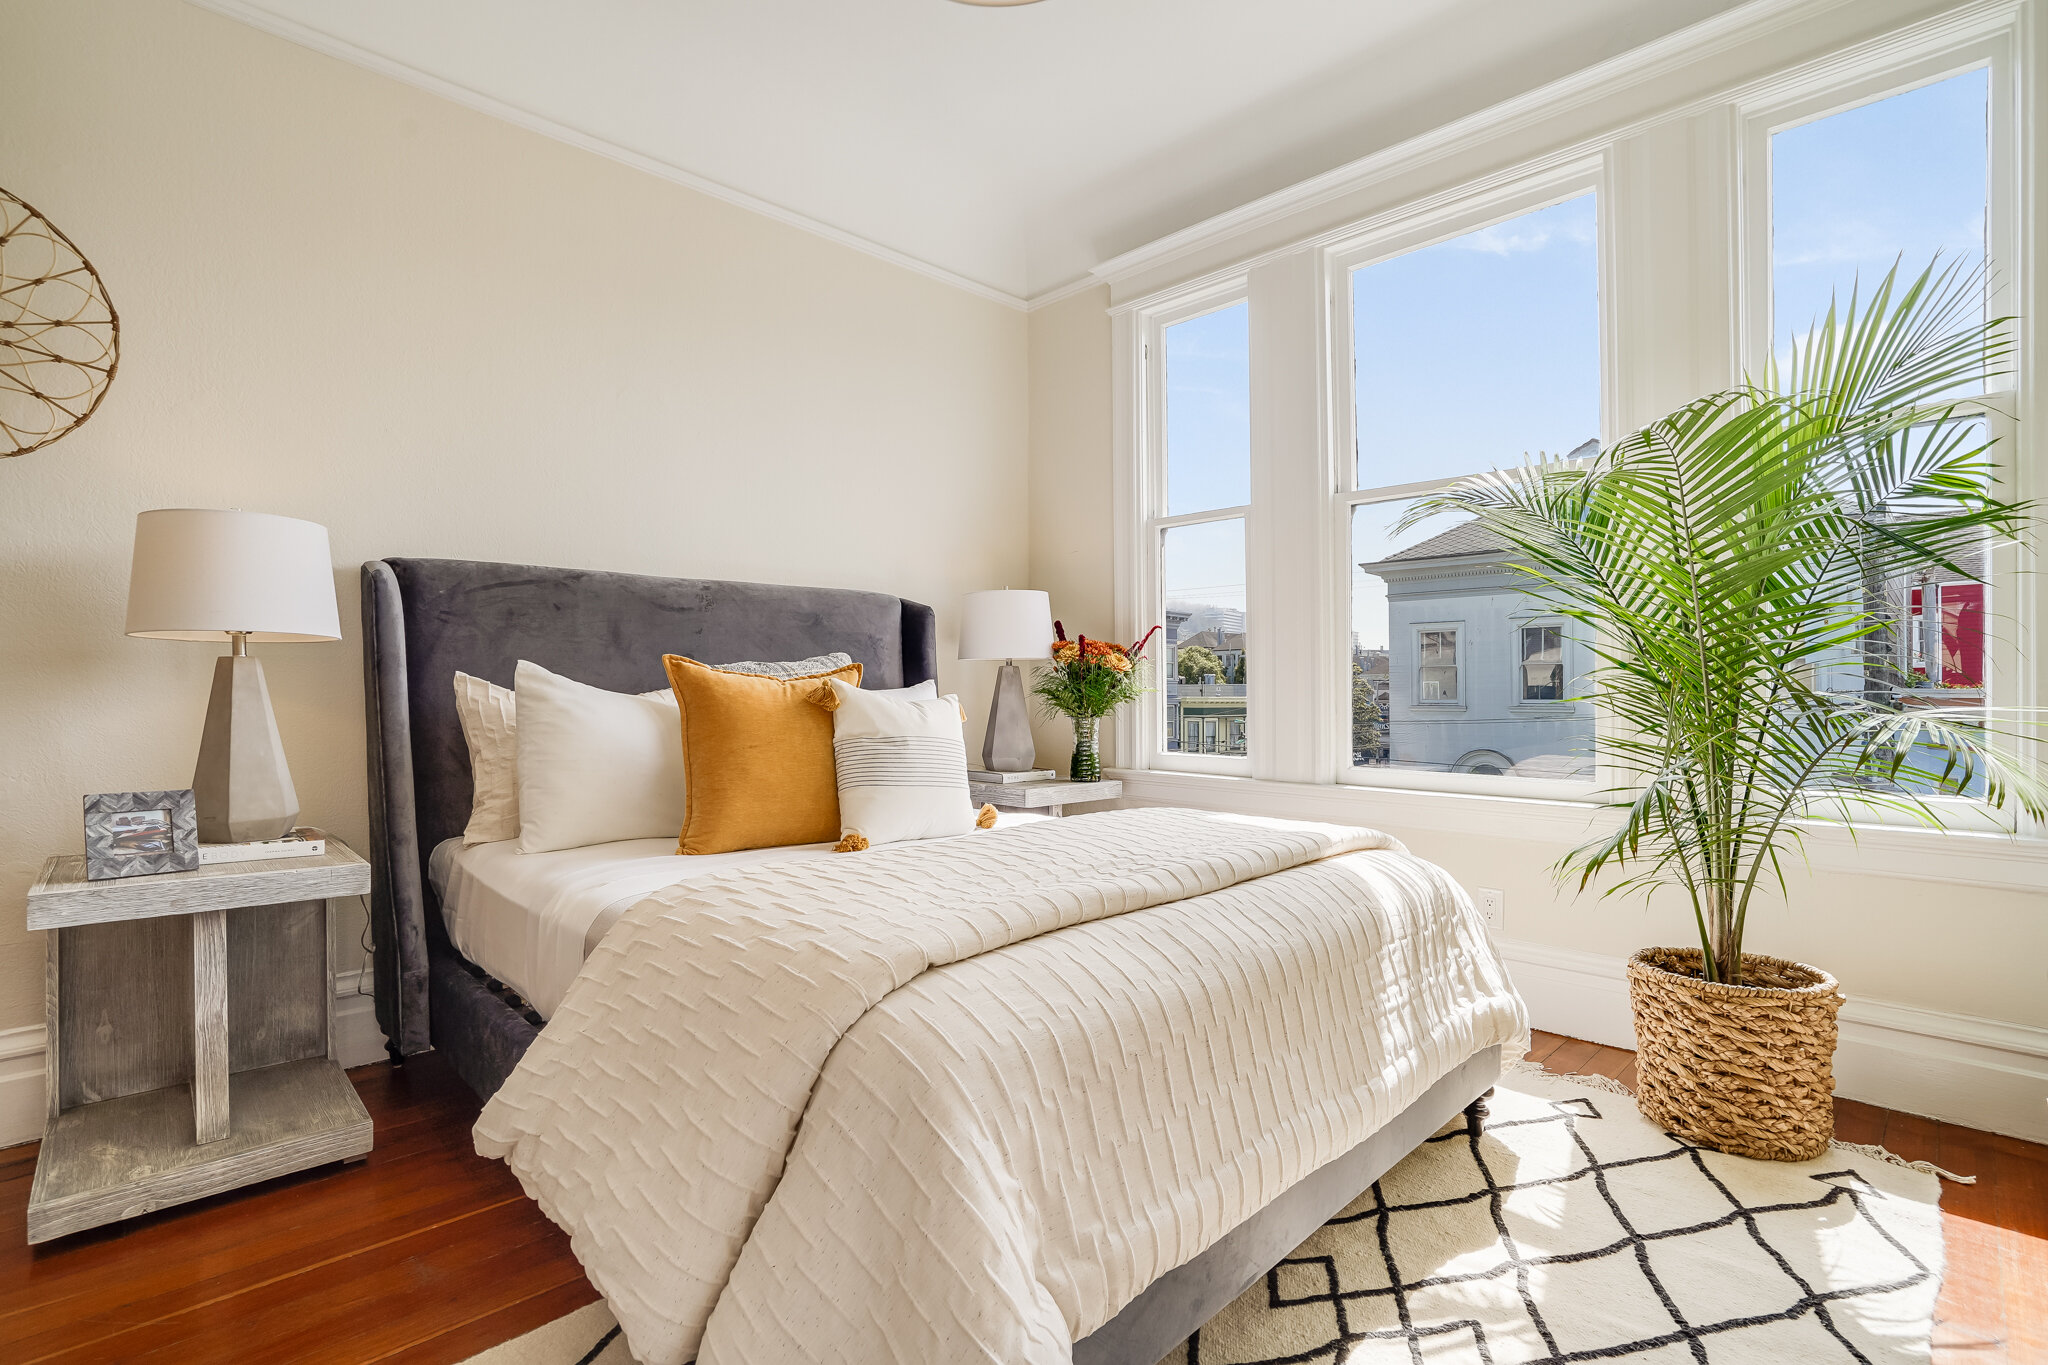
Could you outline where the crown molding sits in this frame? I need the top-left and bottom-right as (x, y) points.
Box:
(182, 0), (1032, 310)
(1024, 272), (1110, 313)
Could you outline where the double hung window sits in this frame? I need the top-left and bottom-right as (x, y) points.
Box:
(1756, 65), (2001, 798)
(1151, 296), (1251, 766)
(1341, 193), (1602, 786)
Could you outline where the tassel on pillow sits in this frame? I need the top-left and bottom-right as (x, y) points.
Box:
(976, 803), (998, 829)
(834, 831), (870, 853)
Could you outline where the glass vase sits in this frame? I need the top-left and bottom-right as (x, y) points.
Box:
(1069, 716), (1101, 783)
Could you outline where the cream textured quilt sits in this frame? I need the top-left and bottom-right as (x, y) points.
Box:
(472, 808), (1526, 1365)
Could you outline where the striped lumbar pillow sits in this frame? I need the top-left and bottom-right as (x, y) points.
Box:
(819, 677), (974, 849)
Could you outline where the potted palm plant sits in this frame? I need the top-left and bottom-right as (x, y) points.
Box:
(1411, 261), (2041, 1161)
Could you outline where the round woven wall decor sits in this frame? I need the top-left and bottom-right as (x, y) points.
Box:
(1, 187), (120, 457)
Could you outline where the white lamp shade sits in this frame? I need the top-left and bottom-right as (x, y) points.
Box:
(957, 589), (1054, 662)
(125, 508), (342, 642)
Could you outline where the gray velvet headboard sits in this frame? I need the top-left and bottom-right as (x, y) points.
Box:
(360, 557), (937, 1059)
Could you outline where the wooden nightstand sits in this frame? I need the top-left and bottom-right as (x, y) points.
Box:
(968, 777), (1122, 817)
(24, 834), (374, 1243)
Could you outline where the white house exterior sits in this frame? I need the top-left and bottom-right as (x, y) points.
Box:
(1358, 523), (1594, 778)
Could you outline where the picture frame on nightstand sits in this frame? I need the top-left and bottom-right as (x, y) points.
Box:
(83, 789), (199, 880)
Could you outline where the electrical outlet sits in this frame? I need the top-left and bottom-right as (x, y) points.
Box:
(1474, 888), (1505, 932)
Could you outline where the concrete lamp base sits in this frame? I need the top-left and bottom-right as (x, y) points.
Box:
(980, 662), (1038, 773)
(192, 652), (301, 844)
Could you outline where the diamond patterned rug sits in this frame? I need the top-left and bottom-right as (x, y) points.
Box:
(464, 1066), (1944, 1365)
(1162, 1065), (1943, 1364)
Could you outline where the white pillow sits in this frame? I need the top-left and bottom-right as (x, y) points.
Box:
(870, 680), (938, 701)
(453, 672), (523, 845)
(513, 660), (688, 855)
(824, 676), (973, 849)
(454, 671), (674, 846)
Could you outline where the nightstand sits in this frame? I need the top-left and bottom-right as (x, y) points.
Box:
(24, 834), (374, 1243)
(968, 777), (1122, 817)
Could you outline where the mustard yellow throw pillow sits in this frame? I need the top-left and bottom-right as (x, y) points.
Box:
(665, 654), (862, 855)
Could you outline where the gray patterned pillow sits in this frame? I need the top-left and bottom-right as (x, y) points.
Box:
(716, 652), (853, 679)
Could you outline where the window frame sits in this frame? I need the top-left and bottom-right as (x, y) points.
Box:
(1411, 622), (1464, 708)
(1516, 621), (1570, 706)
(1135, 277), (1254, 777)
(1326, 159), (1613, 798)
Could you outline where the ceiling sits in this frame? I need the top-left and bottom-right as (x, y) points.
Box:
(195, 0), (1748, 304)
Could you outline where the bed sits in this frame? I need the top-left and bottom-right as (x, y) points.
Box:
(360, 556), (1522, 1365)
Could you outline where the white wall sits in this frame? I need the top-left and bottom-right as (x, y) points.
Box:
(0, 0), (1029, 1097)
(1034, 0), (2048, 1139)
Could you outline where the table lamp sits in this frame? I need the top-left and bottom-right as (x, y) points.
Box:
(125, 509), (342, 843)
(958, 589), (1053, 773)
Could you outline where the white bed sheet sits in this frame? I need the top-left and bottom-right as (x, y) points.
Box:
(428, 814), (1044, 1019)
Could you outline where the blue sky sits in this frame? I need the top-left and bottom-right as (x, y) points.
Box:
(1164, 300), (1251, 517)
(1354, 194), (1601, 489)
(1772, 67), (1987, 359)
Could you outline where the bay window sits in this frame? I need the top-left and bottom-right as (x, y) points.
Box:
(1112, 6), (2028, 825)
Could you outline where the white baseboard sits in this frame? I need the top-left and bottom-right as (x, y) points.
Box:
(0, 1026), (46, 1149)
(0, 972), (392, 1151)
(331, 967), (392, 1070)
(1498, 937), (2048, 1145)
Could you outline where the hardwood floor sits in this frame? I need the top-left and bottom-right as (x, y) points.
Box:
(0, 1053), (595, 1365)
(2, 1037), (2041, 1363)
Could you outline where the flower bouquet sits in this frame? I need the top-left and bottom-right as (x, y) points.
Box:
(1031, 622), (1157, 782)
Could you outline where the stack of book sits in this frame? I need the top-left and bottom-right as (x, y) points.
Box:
(197, 827), (328, 865)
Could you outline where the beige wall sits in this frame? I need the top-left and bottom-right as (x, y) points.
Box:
(1025, 286), (1116, 771)
(0, 0), (1028, 1032)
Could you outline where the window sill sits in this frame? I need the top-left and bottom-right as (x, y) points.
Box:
(1107, 768), (2048, 893)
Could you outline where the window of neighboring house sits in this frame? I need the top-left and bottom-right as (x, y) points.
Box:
(1153, 296), (1251, 767)
(1343, 193), (1600, 785)
(1768, 72), (1996, 800)
(1519, 624), (1566, 701)
(1416, 627), (1461, 703)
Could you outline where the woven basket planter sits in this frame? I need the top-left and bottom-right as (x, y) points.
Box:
(1626, 947), (1845, 1162)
